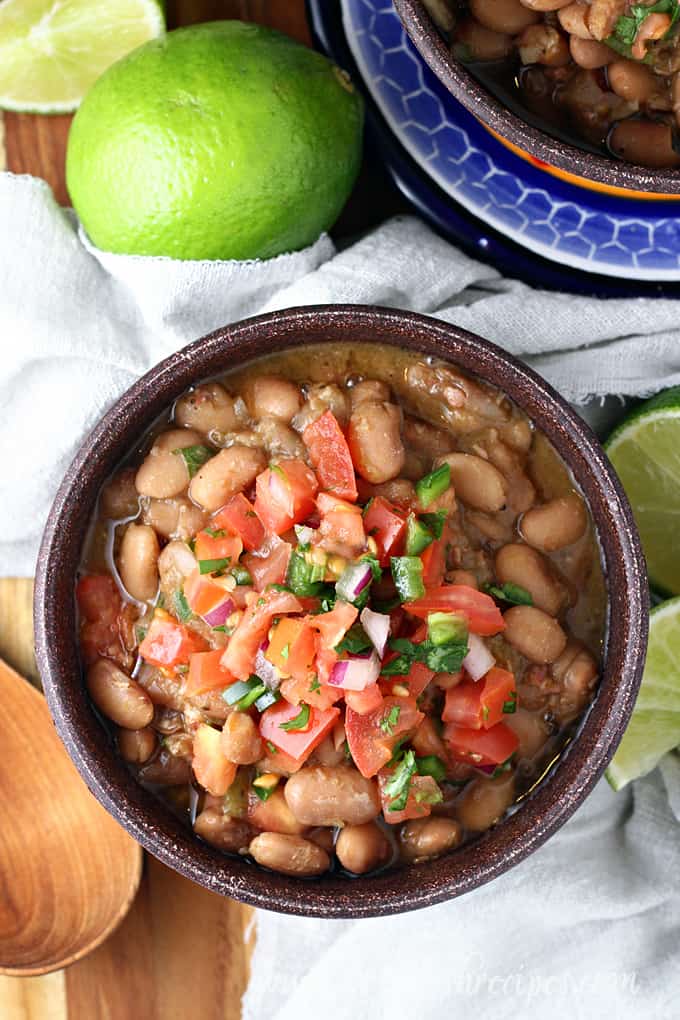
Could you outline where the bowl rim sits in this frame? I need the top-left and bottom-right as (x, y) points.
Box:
(34, 304), (648, 919)
(393, 0), (680, 195)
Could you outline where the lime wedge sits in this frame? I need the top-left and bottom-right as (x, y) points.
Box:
(606, 597), (680, 791)
(605, 386), (680, 596)
(0, 0), (164, 113)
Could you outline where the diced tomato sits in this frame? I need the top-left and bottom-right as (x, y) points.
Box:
(259, 700), (340, 767)
(194, 528), (243, 566)
(266, 617), (316, 682)
(314, 641), (339, 686)
(404, 660), (435, 698)
(345, 695), (424, 778)
(280, 674), (343, 712)
(192, 724), (237, 796)
(243, 535), (292, 592)
(254, 459), (318, 535)
(442, 667), (516, 731)
(421, 539), (446, 588)
(247, 787), (306, 835)
(317, 493), (365, 553)
(183, 570), (232, 617)
(404, 585), (505, 636)
(443, 720), (519, 766)
(220, 588), (302, 680)
(211, 494), (265, 552)
(362, 497), (407, 567)
(257, 743), (306, 776)
(378, 770), (441, 824)
(310, 600), (358, 649)
(344, 683), (384, 715)
(76, 574), (133, 666)
(139, 610), (208, 668)
(185, 649), (236, 696)
(303, 410), (358, 502)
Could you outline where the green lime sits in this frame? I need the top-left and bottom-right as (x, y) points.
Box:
(606, 597), (680, 791)
(0, 0), (164, 113)
(605, 386), (680, 596)
(66, 21), (364, 261)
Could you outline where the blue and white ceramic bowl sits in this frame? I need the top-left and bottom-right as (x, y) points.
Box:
(341, 0), (680, 282)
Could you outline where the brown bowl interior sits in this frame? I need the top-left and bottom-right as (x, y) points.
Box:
(394, 0), (680, 195)
(34, 305), (648, 918)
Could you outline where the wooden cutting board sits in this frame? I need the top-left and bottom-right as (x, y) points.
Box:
(0, 4), (314, 1014)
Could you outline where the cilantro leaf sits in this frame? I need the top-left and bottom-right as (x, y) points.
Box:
(335, 624), (373, 655)
(503, 691), (517, 714)
(484, 582), (533, 606)
(384, 750), (417, 812)
(279, 703), (310, 731)
(609, 1), (680, 55)
(173, 589), (192, 622)
(381, 635), (468, 676)
(380, 705), (401, 735)
(173, 444), (213, 478)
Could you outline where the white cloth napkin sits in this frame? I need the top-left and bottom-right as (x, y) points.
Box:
(2, 171), (679, 1017)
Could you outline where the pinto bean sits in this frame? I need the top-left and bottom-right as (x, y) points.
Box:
(194, 807), (254, 853)
(336, 822), (391, 874)
(550, 641), (599, 722)
(438, 453), (507, 512)
(403, 417), (455, 458)
(174, 382), (238, 436)
(608, 119), (680, 169)
(138, 748), (192, 786)
(248, 832), (330, 876)
(100, 469), (139, 519)
(142, 498), (207, 541)
(348, 401), (405, 484)
(470, 0), (539, 35)
(220, 712), (263, 765)
(117, 725), (156, 763)
(118, 523), (159, 601)
(349, 379), (391, 408)
(422, 0), (456, 32)
(503, 708), (551, 758)
(158, 540), (197, 588)
(495, 543), (568, 616)
(284, 766), (381, 826)
(466, 510), (513, 544)
(447, 569), (479, 589)
(520, 493), (587, 551)
(254, 418), (306, 459)
(520, 0), (572, 9)
(500, 418), (533, 454)
(135, 429), (203, 499)
(243, 375), (303, 423)
(608, 60), (659, 104)
(503, 606), (568, 664)
(87, 658), (154, 729)
(189, 445), (266, 511)
(456, 773), (515, 832)
(570, 35), (614, 69)
(453, 18), (513, 60)
(400, 817), (463, 861)
(313, 735), (346, 767)
(518, 24), (571, 67)
(557, 3), (593, 39)
(587, 0), (626, 41)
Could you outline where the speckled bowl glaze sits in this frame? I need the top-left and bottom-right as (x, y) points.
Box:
(394, 0), (680, 198)
(35, 305), (647, 918)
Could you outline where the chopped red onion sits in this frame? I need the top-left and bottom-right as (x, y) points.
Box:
(255, 643), (280, 690)
(360, 607), (390, 658)
(462, 633), (495, 682)
(202, 597), (235, 628)
(336, 561), (373, 603)
(328, 651), (381, 691)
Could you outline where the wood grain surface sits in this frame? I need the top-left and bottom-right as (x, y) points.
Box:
(0, 2), (320, 1013)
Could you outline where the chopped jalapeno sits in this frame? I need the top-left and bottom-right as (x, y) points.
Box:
(415, 463), (450, 508)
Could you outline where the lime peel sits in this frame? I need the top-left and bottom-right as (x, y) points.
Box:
(606, 597), (680, 791)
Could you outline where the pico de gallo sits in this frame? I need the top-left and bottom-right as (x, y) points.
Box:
(77, 343), (605, 877)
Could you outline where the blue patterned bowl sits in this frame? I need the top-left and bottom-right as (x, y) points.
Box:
(343, 0), (680, 280)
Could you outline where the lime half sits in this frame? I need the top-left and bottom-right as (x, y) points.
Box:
(606, 597), (680, 791)
(605, 386), (680, 596)
(0, 0), (165, 113)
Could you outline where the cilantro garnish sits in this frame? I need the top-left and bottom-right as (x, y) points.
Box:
(279, 703), (310, 731)
(335, 624), (372, 655)
(173, 444), (213, 478)
(173, 589), (192, 622)
(381, 634), (468, 676)
(484, 582), (533, 607)
(502, 691), (517, 714)
(384, 750), (417, 812)
(380, 705), (401, 735)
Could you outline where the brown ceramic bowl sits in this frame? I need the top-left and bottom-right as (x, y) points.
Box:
(394, 0), (680, 198)
(34, 305), (647, 918)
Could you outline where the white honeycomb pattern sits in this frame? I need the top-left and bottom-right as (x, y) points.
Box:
(343, 0), (680, 281)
